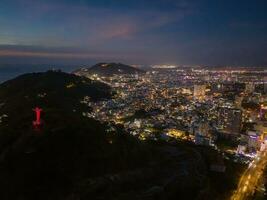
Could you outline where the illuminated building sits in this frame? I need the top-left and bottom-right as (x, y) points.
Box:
(194, 122), (213, 146)
(247, 131), (260, 151)
(245, 82), (255, 93)
(255, 122), (267, 139)
(260, 104), (267, 121)
(260, 141), (266, 152)
(235, 96), (244, 109)
(197, 122), (210, 136)
(219, 108), (242, 135)
(166, 129), (185, 139)
(264, 76), (267, 94)
(193, 85), (206, 99)
(237, 145), (246, 154)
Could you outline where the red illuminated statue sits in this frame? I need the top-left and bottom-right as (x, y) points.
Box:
(33, 107), (43, 128)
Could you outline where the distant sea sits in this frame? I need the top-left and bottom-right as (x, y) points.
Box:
(0, 72), (21, 83)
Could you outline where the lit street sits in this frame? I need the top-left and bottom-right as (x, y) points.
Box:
(231, 152), (267, 200)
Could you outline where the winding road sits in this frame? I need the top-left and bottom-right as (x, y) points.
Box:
(231, 151), (267, 200)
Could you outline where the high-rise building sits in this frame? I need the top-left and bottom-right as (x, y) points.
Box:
(194, 122), (213, 146)
(194, 85), (206, 99)
(218, 108), (242, 135)
(245, 82), (255, 94)
(235, 96), (244, 109)
(260, 104), (267, 121)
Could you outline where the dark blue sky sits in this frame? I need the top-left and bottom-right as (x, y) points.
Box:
(0, 0), (267, 66)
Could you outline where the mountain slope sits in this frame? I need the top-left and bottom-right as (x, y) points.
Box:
(0, 71), (151, 200)
(74, 62), (145, 76)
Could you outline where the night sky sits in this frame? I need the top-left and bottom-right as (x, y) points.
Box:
(0, 0), (267, 66)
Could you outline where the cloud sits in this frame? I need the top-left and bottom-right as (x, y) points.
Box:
(0, 0), (195, 47)
(0, 44), (145, 62)
(0, 45), (116, 59)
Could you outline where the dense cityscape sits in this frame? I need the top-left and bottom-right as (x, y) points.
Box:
(75, 65), (267, 199)
(77, 66), (267, 153)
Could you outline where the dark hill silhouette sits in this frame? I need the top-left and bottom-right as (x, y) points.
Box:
(0, 71), (151, 200)
(74, 62), (145, 76)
